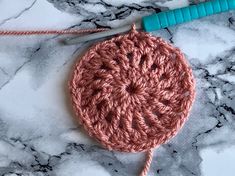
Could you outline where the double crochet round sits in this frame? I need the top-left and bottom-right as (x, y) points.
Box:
(69, 27), (195, 153)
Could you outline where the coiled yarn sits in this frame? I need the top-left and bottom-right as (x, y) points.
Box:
(69, 25), (195, 176)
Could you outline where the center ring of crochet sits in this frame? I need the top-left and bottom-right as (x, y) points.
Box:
(69, 28), (195, 152)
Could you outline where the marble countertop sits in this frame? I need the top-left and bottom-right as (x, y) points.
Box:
(0, 0), (234, 176)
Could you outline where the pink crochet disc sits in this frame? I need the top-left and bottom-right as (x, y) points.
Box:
(69, 28), (195, 152)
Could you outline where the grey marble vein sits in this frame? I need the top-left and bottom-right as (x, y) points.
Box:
(0, 0), (37, 26)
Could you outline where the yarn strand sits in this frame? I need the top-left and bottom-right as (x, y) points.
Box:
(140, 149), (154, 176)
(0, 28), (107, 36)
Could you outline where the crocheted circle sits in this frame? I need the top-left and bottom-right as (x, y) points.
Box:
(69, 29), (195, 152)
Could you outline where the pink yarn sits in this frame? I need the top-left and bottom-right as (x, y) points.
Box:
(69, 25), (195, 176)
(0, 28), (107, 35)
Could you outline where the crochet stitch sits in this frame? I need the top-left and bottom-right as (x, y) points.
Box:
(69, 26), (195, 175)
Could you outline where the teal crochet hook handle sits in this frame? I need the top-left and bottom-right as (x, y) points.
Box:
(142, 0), (235, 32)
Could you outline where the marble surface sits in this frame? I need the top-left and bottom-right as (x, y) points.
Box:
(0, 0), (234, 176)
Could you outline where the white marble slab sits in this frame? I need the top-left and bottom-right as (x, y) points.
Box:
(0, 0), (234, 176)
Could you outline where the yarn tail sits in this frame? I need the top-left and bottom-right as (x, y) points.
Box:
(140, 149), (154, 176)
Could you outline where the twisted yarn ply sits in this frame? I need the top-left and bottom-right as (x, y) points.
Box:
(69, 25), (195, 176)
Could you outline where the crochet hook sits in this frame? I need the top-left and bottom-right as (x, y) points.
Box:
(63, 0), (235, 45)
